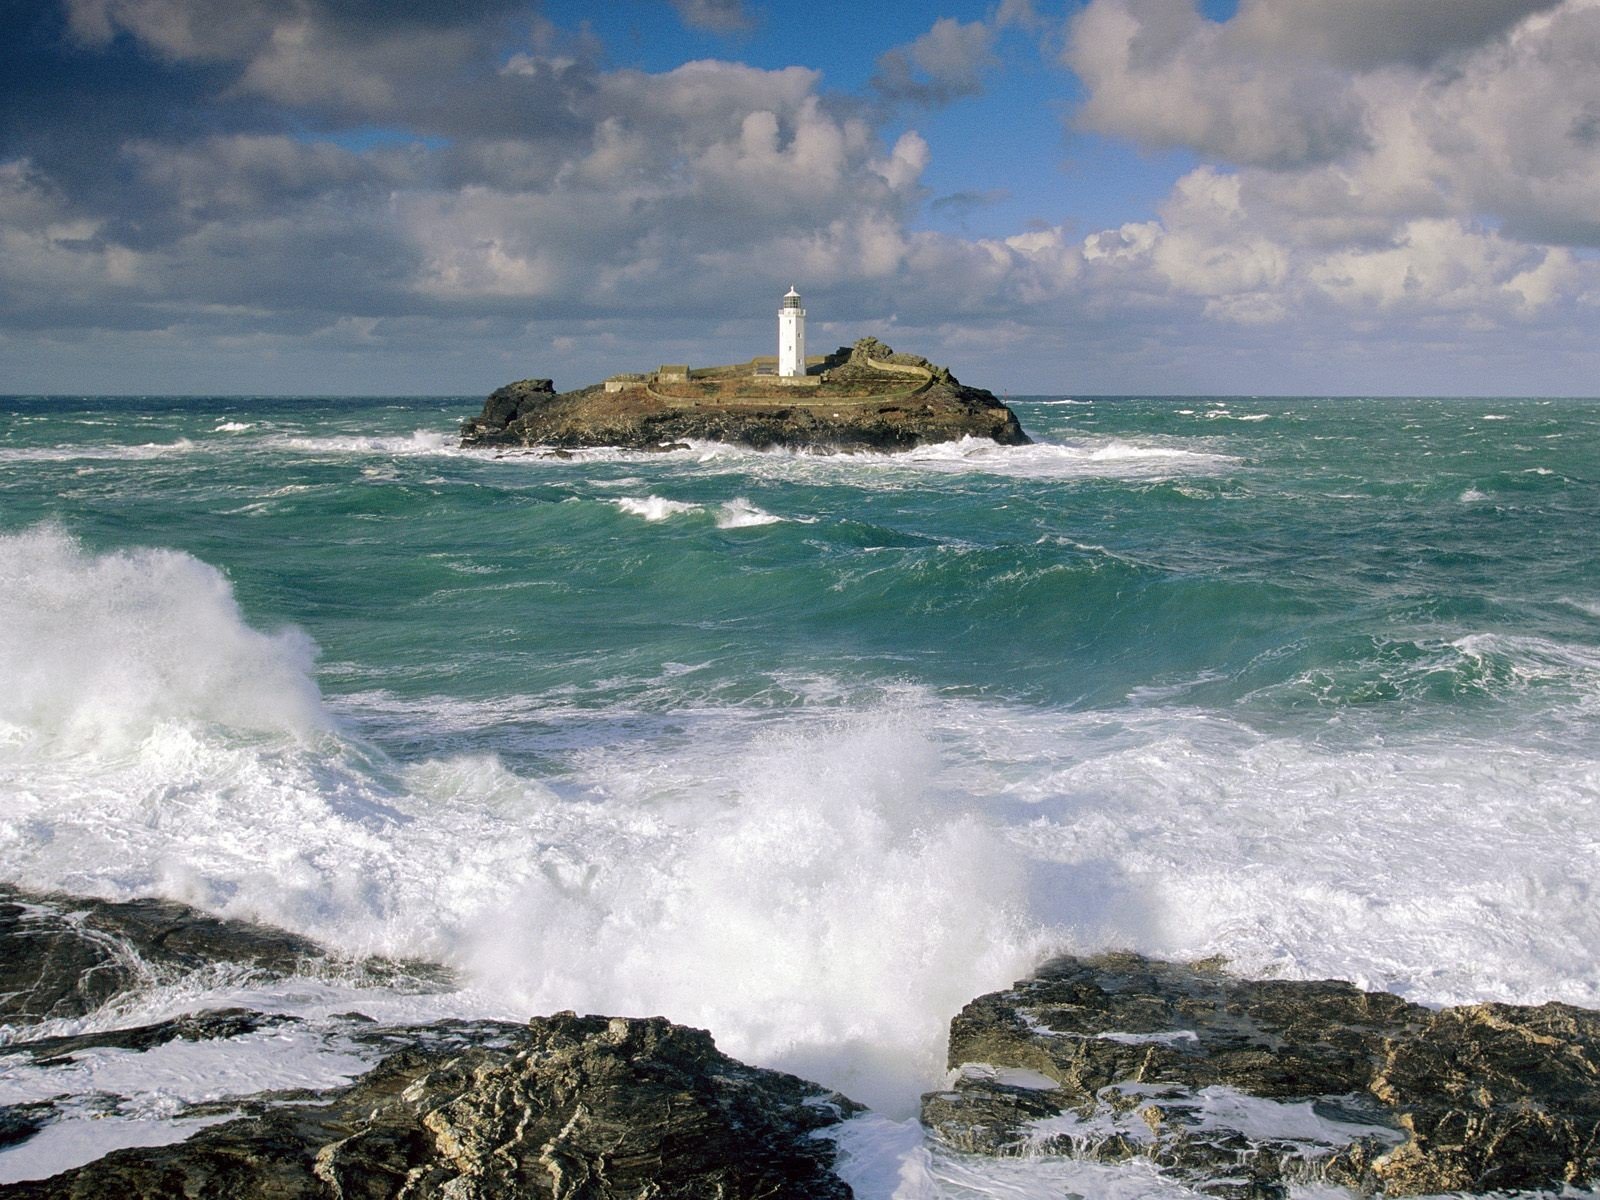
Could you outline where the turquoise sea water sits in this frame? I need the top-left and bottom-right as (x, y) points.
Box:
(3, 394), (1600, 1191)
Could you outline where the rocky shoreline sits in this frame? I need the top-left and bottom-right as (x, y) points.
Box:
(4, 887), (1599, 1198)
(926, 953), (1600, 1198)
(459, 338), (1030, 454)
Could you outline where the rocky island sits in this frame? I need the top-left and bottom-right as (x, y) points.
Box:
(459, 337), (1029, 454)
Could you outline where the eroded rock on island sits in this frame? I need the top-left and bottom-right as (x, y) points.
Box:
(923, 951), (1600, 1199)
(460, 337), (1030, 453)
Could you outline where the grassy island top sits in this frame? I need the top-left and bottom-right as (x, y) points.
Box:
(608, 338), (947, 409)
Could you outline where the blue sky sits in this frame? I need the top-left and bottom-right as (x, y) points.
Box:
(2, 0), (1597, 395)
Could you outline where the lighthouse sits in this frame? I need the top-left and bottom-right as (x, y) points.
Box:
(778, 286), (806, 378)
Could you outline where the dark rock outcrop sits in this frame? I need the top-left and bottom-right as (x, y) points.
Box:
(0, 887), (860, 1198)
(3, 1013), (860, 1199)
(0, 885), (449, 1026)
(460, 337), (1029, 453)
(922, 952), (1600, 1199)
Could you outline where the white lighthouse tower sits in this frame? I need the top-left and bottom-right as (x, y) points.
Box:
(778, 286), (806, 378)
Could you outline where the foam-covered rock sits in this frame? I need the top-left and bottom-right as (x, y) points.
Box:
(923, 952), (1600, 1198)
(0, 886), (860, 1199)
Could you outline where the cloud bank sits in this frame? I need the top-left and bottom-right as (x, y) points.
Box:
(1, 0), (1597, 394)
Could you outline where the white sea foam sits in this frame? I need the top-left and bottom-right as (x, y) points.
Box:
(7, 529), (1600, 1162)
(715, 497), (786, 528)
(0, 1114), (236, 1185)
(828, 1113), (1203, 1200)
(271, 429), (459, 457)
(484, 435), (1237, 483)
(956, 1062), (1062, 1090)
(1459, 487), (1489, 502)
(884, 436), (1238, 480)
(1558, 596), (1600, 619)
(0, 532), (1044, 1117)
(0, 1010), (392, 1183)
(613, 495), (702, 521)
(0, 440), (201, 463)
(212, 421), (253, 432)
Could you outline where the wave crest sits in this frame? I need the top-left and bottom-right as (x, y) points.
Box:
(0, 527), (327, 749)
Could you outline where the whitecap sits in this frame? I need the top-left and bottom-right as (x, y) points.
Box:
(0, 440), (200, 463)
(612, 496), (701, 521)
(715, 498), (786, 528)
(271, 429), (458, 457)
(0, 525), (326, 750)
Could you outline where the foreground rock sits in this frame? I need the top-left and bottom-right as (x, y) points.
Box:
(923, 952), (1600, 1198)
(460, 337), (1029, 453)
(0, 888), (860, 1198)
(5, 1012), (859, 1199)
(0, 884), (448, 1025)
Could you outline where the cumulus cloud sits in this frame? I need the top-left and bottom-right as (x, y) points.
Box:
(4, 0), (1599, 394)
(2, 4), (953, 343)
(1228, 0), (1561, 70)
(1065, 0), (1368, 168)
(872, 17), (998, 108)
(1057, 0), (1600, 351)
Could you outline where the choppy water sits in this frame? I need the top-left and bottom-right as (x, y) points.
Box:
(3, 393), (1599, 1194)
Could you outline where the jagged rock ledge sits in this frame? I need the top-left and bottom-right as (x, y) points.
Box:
(9, 889), (1600, 1199)
(0, 886), (858, 1199)
(460, 337), (1030, 454)
(923, 951), (1600, 1199)
(3, 1013), (858, 1200)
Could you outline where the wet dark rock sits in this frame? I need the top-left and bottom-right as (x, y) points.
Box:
(0, 1105), (52, 1152)
(5, 1013), (861, 1199)
(460, 337), (1029, 453)
(922, 952), (1600, 1198)
(480, 377), (553, 430)
(0, 885), (452, 1028)
(19, 1008), (294, 1064)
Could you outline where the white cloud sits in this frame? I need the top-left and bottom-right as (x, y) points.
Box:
(872, 17), (998, 108)
(1065, 0), (1368, 168)
(1308, 218), (1548, 311)
(1057, 0), (1600, 347)
(8, 0), (1600, 394)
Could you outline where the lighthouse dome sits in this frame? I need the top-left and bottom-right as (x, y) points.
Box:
(781, 286), (802, 309)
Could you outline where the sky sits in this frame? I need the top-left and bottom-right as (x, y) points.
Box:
(2, 0), (1598, 396)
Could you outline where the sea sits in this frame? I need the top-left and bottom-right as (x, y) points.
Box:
(2, 392), (1599, 1196)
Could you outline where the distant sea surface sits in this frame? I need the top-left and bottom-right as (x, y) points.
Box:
(4, 393), (1600, 1194)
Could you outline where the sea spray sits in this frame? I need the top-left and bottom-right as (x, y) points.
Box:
(463, 715), (1046, 1114)
(0, 528), (1047, 1114)
(0, 526), (326, 749)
